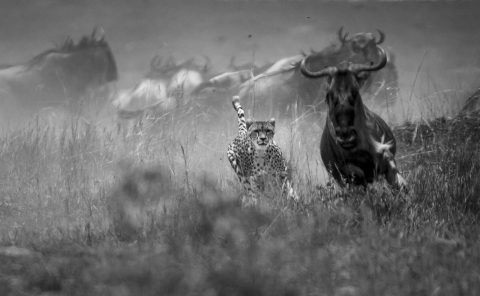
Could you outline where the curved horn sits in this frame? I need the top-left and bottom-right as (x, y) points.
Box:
(63, 37), (74, 49)
(337, 26), (349, 43)
(91, 27), (97, 39)
(165, 56), (175, 67)
(96, 27), (106, 41)
(202, 55), (211, 73)
(375, 29), (385, 44)
(299, 57), (337, 78)
(150, 55), (163, 71)
(349, 46), (387, 74)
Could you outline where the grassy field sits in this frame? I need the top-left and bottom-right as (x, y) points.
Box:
(0, 99), (479, 295)
(1, 0), (480, 295)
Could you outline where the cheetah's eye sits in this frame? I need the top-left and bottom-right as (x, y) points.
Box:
(249, 131), (258, 139)
(266, 130), (274, 137)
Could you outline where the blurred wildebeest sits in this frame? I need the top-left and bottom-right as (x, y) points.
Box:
(113, 54), (210, 131)
(459, 88), (480, 117)
(300, 45), (406, 188)
(192, 57), (273, 95)
(236, 27), (398, 119)
(227, 56), (273, 74)
(0, 29), (118, 126)
(192, 69), (252, 95)
(144, 55), (211, 102)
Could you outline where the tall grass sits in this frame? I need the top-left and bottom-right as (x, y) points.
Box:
(0, 98), (479, 295)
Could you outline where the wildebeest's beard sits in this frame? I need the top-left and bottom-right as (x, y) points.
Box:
(246, 119), (275, 150)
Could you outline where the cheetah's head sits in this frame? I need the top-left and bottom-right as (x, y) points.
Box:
(246, 118), (275, 150)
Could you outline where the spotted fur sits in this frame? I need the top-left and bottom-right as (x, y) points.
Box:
(227, 96), (297, 205)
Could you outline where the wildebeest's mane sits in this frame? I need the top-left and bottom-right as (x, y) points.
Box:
(25, 33), (110, 69)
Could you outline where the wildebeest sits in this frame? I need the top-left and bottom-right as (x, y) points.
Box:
(0, 29), (118, 125)
(192, 69), (252, 94)
(236, 27), (398, 119)
(147, 54), (210, 103)
(113, 55), (209, 131)
(459, 88), (480, 117)
(299, 45), (406, 188)
(192, 57), (274, 95)
(227, 56), (272, 75)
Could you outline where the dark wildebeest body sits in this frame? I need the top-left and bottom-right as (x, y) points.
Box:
(236, 28), (398, 119)
(0, 29), (117, 125)
(320, 104), (398, 185)
(300, 45), (406, 188)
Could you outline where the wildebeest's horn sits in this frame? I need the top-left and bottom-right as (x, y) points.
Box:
(63, 37), (74, 49)
(90, 27), (105, 42)
(91, 28), (98, 41)
(375, 29), (385, 44)
(299, 57), (337, 78)
(150, 55), (163, 70)
(338, 26), (349, 43)
(349, 46), (387, 74)
(202, 55), (211, 72)
(96, 27), (106, 41)
(165, 56), (175, 67)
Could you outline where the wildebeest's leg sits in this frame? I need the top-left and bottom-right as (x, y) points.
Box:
(241, 176), (258, 206)
(370, 136), (407, 189)
(341, 163), (367, 186)
(384, 155), (407, 189)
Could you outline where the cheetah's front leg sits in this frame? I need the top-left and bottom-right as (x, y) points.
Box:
(240, 176), (258, 206)
(227, 147), (241, 176)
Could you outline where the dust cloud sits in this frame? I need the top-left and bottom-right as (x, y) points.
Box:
(0, 0), (479, 120)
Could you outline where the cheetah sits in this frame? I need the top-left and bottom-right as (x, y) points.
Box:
(227, 96), (298, 205)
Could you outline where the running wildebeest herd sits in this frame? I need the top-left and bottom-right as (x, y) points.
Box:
(0, 27), (478, 205)
(0, 29), (117, 126)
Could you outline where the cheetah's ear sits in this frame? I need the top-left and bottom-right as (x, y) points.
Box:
(269, 118), (275, 128)
(246, 119), (253, 130)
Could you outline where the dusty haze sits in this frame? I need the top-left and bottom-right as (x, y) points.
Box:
(0, 0), (479, 121)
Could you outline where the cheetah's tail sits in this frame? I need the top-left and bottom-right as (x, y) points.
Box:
(232, 95), (242, 111)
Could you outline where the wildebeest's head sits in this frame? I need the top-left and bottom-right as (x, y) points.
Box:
(337, 27), (385, 64)
(26, 28), (118, 97)
(297, 27), (387, 90)
(246, 118), (276, 150)
(300, 46), (387, 149)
